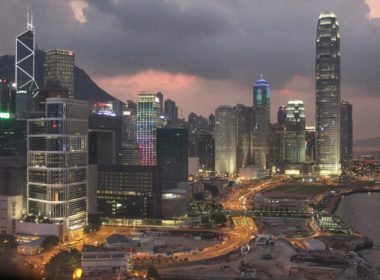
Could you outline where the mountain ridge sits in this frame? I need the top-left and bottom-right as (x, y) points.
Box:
(0, 50), (120, 103)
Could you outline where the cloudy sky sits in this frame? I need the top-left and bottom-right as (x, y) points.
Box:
(1, 0), (380, 140)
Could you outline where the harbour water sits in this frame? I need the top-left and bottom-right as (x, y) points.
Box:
(335, 192), (380, 270)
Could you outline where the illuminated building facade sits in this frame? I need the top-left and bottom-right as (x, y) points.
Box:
(316, 12), (341, 175)
(44, 49), (75, 98)
(215, 106), (237, 176)
(137, 92), (161, 166)
(97, 165), (161, 219)
(252, 77), (270, 170)
(285, 100), (306, 163)
(306, 126), (317, 163)
(27, 98), (88, 239)
(269, 123), (286, 164)
(340, 101), (353, 167)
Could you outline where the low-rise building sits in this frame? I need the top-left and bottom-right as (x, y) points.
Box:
(81, 246), (132, 279)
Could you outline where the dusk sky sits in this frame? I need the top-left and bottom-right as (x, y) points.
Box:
(1, 0), (380, 140)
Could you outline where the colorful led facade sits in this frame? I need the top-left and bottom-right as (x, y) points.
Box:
(137, 92), (161, 166)
(316, 11), (341, 175)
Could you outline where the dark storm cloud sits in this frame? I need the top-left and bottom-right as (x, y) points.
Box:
(1, 0), (380, 97)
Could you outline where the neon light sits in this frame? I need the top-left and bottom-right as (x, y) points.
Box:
(0, 112), (10, 119)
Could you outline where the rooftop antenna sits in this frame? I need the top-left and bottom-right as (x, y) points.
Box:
(27, 0), (34, 31)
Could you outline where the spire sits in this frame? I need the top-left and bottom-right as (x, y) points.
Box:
(27, 1), (34, 30)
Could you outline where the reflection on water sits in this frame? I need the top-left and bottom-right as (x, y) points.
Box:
(335, 192), (380, 245)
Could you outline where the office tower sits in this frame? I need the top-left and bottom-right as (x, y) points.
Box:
(268, 123), (286, 164)
(97, 165), (161, 219)
(15, 10), (39, 116)
(208, 113), (215, 134)
(122, 100), (137, 143)
(88, 113), (122, 165)
(278, 105), (287, 125)
(215, 106), (237, 176)
(235, 104), (252, 169)
(164, 99), (178, 127)
(121, 143), (141, 165)
(188, 112), (209, 134)
(156, 92), (164, 115)
(316, 11), (341, 175)
(137, 91), (161, 166)
(27, 98), (88, 240)
(199, 134), (215, 171)
(252, 76), (270, 170)
(306, 127), (316, 163)
(157, 128), (188, 190)
(0, 79), (16, 119)
(340, 101), (353, 167)
(44, 49), (75, 98)
(285, 100), (306, 163)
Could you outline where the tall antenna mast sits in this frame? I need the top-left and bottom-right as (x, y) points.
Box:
(27, 0), (34, 30)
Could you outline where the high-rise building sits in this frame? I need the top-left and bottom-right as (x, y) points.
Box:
(306, 126), (317, 163)
(340, 101), (353, 167)
(269, 123), (286, 164)
(156, 91), (164, 115)
(199, 134), (215, 171)
(208, 113), (215, 134)
(164, 99), (178, 127)
(157, 128), (188, 190)
(97, 165), (161, 219)
(285, 100), (306, 163)
(122, 100), (137, 143)
(277, 105), (287, 125)
(0, 79), (16, 119)
(235, 104), (252, 169)
(137, 91), (161, 166)
(44, 49), (75, 98)
(215, 106), (237, 176)
(15, 10), (39, 117)
(88, 114), (122, 165)
(316, 11), (341, 175)
(27, 98), (88, 240)
(252, 77), (270, 170)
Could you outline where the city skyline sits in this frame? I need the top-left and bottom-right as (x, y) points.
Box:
(0, 0), (380, 139)
(1, 1), (380, 140)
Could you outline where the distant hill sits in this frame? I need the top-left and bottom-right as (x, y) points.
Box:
(354, 137), (380, 148)
(0, 50), (120, 102)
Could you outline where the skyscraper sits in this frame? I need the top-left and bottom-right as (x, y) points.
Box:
(44, 49), (75, 98)
(252, 77), (270, 171)
(316, 11), (341, 175)
(164, 99), (178, 127)
(27, 98), (88, 240)
(15, 10), (39, 116)
(157, 128), (188, 190)
(285, 100), (306, 163)
(215, 106), (237, 176)
(137, 91), (161, 166)
(340, 101), (353, 167)
(235, 104), (252, 169)
(277, 105), (287, 125)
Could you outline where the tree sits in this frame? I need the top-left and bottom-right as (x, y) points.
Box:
(41, 235), (59, 251)
(45, 249), (81, 280)
(211, 213), (227, 226)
